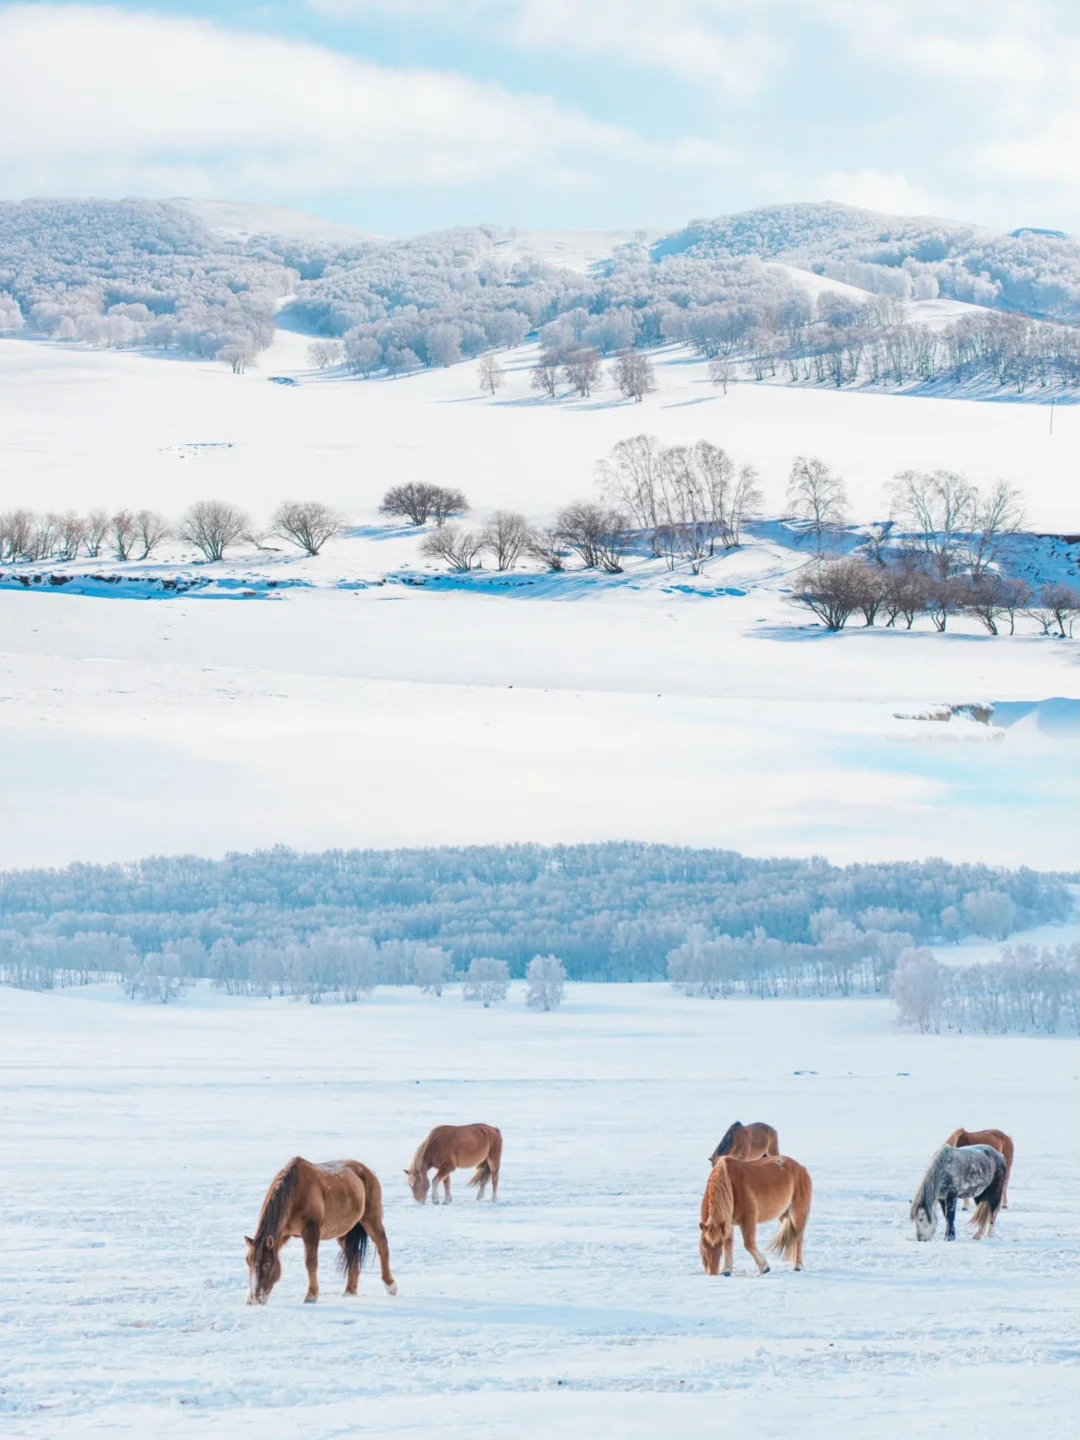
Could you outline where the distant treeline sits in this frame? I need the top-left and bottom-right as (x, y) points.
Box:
(0, 845), (1072, 997)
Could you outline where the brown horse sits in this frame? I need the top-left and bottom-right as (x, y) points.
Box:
(406, 1124), (502, 1204)
(245, 1157), (397, 1305)
(945, 1128), (1014, 1209)
(700, 1155), (812, 1277)
(709, 1121), (779, 1165)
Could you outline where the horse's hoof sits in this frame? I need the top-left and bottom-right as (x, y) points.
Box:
(722, 1270), (732, 1278)
(761, 1266), (770, 1275)
(304, 1295), (318, 1303)
(386, 1281), (398, 1296)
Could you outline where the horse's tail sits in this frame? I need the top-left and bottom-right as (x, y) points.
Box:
(769, 1163), (812, 1264)
(969, 1158), (1006, 1240)
(468, 1158), (492, 1189)
(701, 1158), (734, 1247)
(337, 1221), (369, 1275)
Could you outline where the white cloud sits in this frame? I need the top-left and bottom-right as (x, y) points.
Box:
(0, 4), (724, 199)
(822, 169), (941, 218)
(313, 0), (777, 91)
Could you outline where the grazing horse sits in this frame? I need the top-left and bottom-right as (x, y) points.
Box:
(910, 1144), (1006, 1242)
(406, 1124), (502, 1204)
(245, 1157), (397, 1305)
(710, 1121), (779, 1165)
(945, 1128), (1014, 1209)
(700, 1155), (812, 1277)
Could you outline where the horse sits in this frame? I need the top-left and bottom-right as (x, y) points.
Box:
(910, 1144), (1006, 1242)
(709, 1121), (779, 1165)
(245, 1157), (397, 1305)
(699, 1155), (812, 1277)
(406, 1124), (502, 1204)
(945, 1128), (1014, 1209)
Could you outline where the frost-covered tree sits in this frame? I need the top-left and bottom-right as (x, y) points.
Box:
(890, 949), (943, 1032)
(962, 890), (1017, 940)
(525, 954), (566, 1010)
(611, 350), (656, 402)
(463, 957), (509, 1007)
(478, 355), (505, 395)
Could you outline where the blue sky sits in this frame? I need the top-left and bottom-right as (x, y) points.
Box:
(0, 1), (1076, 235)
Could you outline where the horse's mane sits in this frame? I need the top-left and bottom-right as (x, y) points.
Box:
(408, 1133), (431, 1176)
(715, 1122), (742, 1157)
(255, 1157), (299, 1244)
(702, 1158), (735, 1245)
(912, 1145), (951, 1216)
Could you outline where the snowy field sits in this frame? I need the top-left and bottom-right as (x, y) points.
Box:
(1, 326), (1077, 871)
(0, 982), (1076, 1439)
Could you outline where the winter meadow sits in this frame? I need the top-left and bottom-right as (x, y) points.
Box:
(1, 7), (1079, 1435)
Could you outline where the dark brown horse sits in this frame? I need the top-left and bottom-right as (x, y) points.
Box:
(700, 1155), (812, 1277)
(945, 1128), (1014, 1208)
(245, 1157), (397, 1304)
(709, 1121), (779, 1165)
(406, 1124), (502, 1204)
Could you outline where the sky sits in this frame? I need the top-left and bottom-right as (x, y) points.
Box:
(0, 1), (1076, 237)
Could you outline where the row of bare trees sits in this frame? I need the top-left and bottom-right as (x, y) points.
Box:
(790, 556), (1078, 635)
(420, 504), (634, 574)
(530, 348), (657, 402)
(0, 500), (345, 564)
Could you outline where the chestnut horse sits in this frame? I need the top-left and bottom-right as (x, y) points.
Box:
(245, 1157), (397, 1305)
(945, 1128), (1014, 1209)
(709, 1121), (779, 1165)
(700, 1155), (812, 1277)
(406, 1124), (502, 1204)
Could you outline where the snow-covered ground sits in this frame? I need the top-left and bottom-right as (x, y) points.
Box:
(1, 327), (1076, 871)
(0, 983), (1075, 1439)
(2, 328), (1077, 528)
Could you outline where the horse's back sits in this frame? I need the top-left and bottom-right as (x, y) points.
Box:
(426, 1123), (500, 1166)
(727, 1154), (809, 1220)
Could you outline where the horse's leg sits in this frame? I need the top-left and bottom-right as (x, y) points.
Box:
(741, 1220), (770, 1274)
(490, 1163), (499, 1202)
(943, 1194), (957, 1241)
(362, 1215), (398, 1295)
(722, 1235), (734, 1276)
(302, 1223), (320, 1302)
(441, 1172), (452, 1204)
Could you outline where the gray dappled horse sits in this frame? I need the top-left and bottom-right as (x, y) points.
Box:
(910, 1143), (1006, 1241)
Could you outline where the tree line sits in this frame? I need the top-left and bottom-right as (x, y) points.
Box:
(890, 943), (1079, 1035)
(0, 500), (344, 564)
(0, 842), (1070, 990)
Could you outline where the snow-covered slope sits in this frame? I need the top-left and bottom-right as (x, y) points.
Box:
(170, 197), (380, 244)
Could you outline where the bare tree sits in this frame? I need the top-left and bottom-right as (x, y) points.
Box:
(481, 510), (529, 570)
(611, 350), (656, 402)
(707, 357), (733, 393)
(1029, 583), (1080, 638)
(0, 508), (36, 561)
(84, 509), (109, 558)
(787, 456), (848, 550)
(430, 487), (468, 527)
(110, 509), (140, 560)
(380, 482), (440, 526)
(788, 557), (871, 630)
(530, 351), (560, 398)
(882, 563), (929, 629)
(525, 954), (566, 1011)
(923, 574), (964, 632)
(271, 500), (344, 556)
(596, 434), (667, 533)
(966, 479), (1025, 577)
(888, 469), (975, 579)
(727, 464), (763, 547)
(524, 524), (569, 571)
(180, 500), (250, 562)
(420, 523), (484, 571)
(478, 355), (505, 396)
(55, 511), (88, 562)
(961, 573), (1030, 635)
(557, 502), (631, 572)
(562, 347), (602, 398)
(135, 510), (170, 560)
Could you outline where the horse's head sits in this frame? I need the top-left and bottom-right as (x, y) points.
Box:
(245, 1233), (282, 1303)
(405, 1165), (430, 1204)
(910, 1201), (936, 1241)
